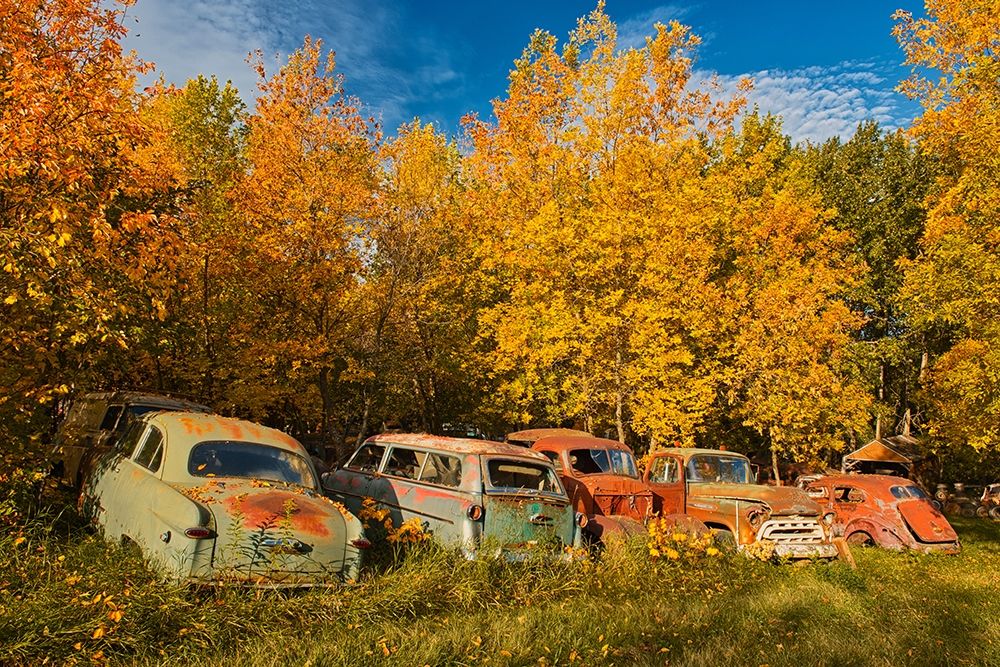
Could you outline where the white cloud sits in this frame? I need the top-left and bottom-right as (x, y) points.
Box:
(615, 4), (691, 50)
(120, 0), (463, 132)
(707, 61), (915, 143)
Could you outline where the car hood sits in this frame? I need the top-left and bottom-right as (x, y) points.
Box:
(687, 483), (821, 516)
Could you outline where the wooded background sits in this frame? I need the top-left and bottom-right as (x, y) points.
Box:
(2, 0), (998, 479)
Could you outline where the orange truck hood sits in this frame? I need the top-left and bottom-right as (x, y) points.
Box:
(688, 483), (821, 516)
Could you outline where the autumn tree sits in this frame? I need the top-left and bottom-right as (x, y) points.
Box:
(122, 76), (247, 397)
(803, 122), (937, 440)
(465, 6), (743, 445)
(351, 121), (481, 441)
(0, 0), (167, 442)
(232, 38), (377, 443)
(710, 114), (871, 479)
(895, 0), (1000, 449)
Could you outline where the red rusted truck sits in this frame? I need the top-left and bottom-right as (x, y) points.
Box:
(529, 434), (701, 544)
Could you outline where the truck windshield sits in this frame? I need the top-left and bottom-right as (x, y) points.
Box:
(569, 448), (639, 478)
(189, 441), (317, 488)
(686, 454), (751, 484)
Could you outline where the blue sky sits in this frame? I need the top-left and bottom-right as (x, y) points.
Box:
(121, 1), (924, 143)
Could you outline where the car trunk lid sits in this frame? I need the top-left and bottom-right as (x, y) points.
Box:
(897, 499), (959, 543)
(179, 481), (355, 584)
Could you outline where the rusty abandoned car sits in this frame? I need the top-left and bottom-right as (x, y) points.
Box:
(643, 448), (839, 559)
(799, 474), (960, 554)
(322, 434), (582, 557)
(80, 412), (367, 586)
(53, 391), (212, 489)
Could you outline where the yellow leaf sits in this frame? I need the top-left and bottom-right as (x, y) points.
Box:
(92, 627), (105, 639)
(13, 536), (25, 546)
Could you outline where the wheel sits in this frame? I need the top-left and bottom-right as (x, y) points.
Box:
(712, 529), (737, 551)
(976, 505), (990, 518)
(846, 531), (875, 548)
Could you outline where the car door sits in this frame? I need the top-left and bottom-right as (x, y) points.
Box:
(84, 421), (149, 540)
(645, 453), (685, 515)
(322, 441), (385, 514)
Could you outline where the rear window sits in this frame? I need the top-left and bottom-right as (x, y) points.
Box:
(188, 441), (316, 488)
(891, 485), (928, 500)
(486, 459), (563, 495)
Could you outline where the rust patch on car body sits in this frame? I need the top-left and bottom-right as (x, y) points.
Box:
(223, 487), (332, 537)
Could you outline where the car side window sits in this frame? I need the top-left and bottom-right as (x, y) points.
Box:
(346, 443), (386, 472)
(648, 457), (679, 484)
(134, 427), (164, 473)
(834, 486), (864, 503)
(539, 450), (564, 474)
(384, 447), (427, 480)
(114, 422), (146, 457)
(805, 484), (829, 500)
(418, 452), (462, 487)
(99, 406), (123, 431)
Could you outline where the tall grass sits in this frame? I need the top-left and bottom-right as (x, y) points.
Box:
(2, 485), (998, 666)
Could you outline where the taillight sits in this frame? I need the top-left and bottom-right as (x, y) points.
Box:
(350, 538), (372, 549)
(467, 504), (484, 521)
(575, 512), (589, 528)
(183, 527), (215, 539)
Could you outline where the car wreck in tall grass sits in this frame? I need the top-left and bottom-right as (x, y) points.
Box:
(322, 434), (583, 558)
(80, 412), (367, 586)
(799, 474), (960, 554)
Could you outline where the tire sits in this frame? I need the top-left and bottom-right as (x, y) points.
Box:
(712, 528), (737, 551)
(846, 531), (875, 548)
(976, 505), (990, 519)
(989, 507), (1000, 521)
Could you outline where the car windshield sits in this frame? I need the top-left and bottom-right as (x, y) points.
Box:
(685, 454), (751, 484)
(188, 441), (317, 488)
(486, 459), (564, 496)
(568, 448), (639, 478)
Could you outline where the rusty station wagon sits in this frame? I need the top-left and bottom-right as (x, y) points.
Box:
(799, 474), (960, 554)
(80, 412), (367, 586)
(643, 448), (838, 559)
(322, 434), (582, 557)
(54, 391), (212, 489)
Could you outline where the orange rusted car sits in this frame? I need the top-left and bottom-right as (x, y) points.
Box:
(530, 434), (701, 544)
(798, 474), (960, 554)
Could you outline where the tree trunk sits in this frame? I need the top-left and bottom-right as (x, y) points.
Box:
(356, 389), (371, 453)
(771, 447), (782, 486)
(318, 366), (332, 443)
(614, 348), (626, 443)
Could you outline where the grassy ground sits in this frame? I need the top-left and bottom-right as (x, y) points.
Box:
(2, 488), (998, 666)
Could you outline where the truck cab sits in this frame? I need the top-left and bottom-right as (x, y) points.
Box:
(643, 448), (838, 559)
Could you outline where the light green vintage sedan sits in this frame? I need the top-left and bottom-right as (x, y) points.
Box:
(80, 412), (367, 586)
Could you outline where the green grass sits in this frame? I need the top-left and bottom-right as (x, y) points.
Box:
(2, 487), (999, 666)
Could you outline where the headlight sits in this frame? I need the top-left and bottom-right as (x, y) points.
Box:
(822, 512), (835, 526)
(575, 512), (589, 528)
(747, 507), (768, 529)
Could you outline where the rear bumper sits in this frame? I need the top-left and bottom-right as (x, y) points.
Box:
(912, 540), (961, 555)
(770, 542), (839, 559)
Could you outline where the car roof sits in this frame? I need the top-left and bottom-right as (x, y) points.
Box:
(81, 391), (211, 412)
(655, 447), (751, 461)
(532, 434), (635, 454)
(505, 428), (594, 444)
(367, 433), (551, 461)
(147, 411), (306, 454)
(806, 473), (919, 494)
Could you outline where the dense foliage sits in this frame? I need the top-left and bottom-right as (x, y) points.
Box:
(1, 0), (998, 477)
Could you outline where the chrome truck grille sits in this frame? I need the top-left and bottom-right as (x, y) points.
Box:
(756, 518), (825, 544)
